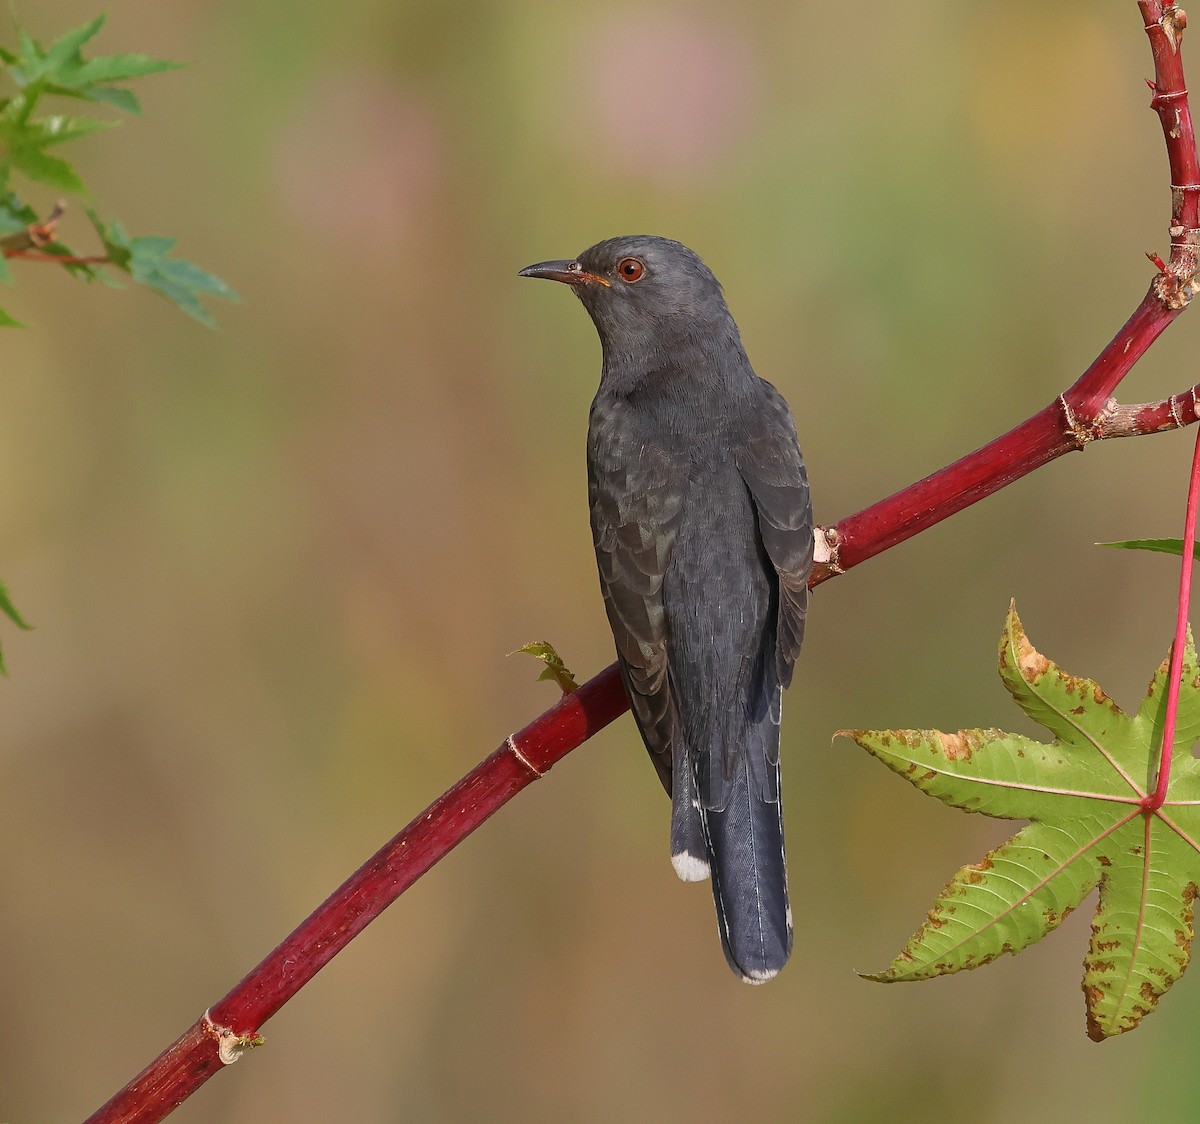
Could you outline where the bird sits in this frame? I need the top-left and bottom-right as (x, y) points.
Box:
(519, 236), (813, 983)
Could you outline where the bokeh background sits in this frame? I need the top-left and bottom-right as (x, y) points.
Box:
(3, 1), (1200, 1120)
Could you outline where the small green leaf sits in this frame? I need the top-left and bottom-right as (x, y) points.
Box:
(69, 53), (182, 85)
(44, 81), (143, 115)
(0, 193), (38, 233)
(1098, 538), (1200, 560)
(33, 240), (101, 281)
(0, 582), (33, 631)
(6, 145), (85, 192)
(6, 15), (180, 117)
(510, 641), (579, 694)
(87, 214), (237, 326)
(0, 579), (33, 676)
(16, 113), (119, 148)
(0, 304), (25, 327)
(41, 15), (107, 73)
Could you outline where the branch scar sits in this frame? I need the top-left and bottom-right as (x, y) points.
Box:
(202, 1010), (264, 1065)
(507, 735), (544, 777)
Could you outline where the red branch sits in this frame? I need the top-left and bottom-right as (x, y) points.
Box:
(86, 4), (1200, 1121)
(1146, 424), (1200, 810)
(84, 673), (628, 1124)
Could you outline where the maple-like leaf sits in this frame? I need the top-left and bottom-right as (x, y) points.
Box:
(842, 602), (1200, 1040)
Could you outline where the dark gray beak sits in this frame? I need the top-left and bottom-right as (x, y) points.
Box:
(518, 259), (611, 288)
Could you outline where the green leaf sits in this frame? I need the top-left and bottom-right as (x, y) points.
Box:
(68, 53), (182, 85)
(0, 579), (33, 676)
(41, 15), (107, 73)
(14, 113), (119, 148)
(5, 145), (84, 192)
(0, 193), (38, 233)
(509, 641), (579, 694)
(842, 602), (1200, 1040)
(87, 213), (238, 326)
(33, 240), (101, 281)
(1098, 538), (1200, 561)
(43, 81), (143, 115)
(5, 15), (180, 116)
(0, 304), (24, 327)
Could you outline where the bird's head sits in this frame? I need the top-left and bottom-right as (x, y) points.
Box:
(519, 235), (736, 364)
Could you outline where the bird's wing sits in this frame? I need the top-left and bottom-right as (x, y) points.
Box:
(589, 439), (686, 794)
(737, 383), (814, 688)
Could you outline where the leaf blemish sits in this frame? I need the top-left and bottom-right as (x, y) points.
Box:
(1017, 636), (1051, 681)
(939, 732), (973, 761)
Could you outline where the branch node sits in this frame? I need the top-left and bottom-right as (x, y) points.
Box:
(1165, 5), (1189, 51)
(1153, 268), (1200, 308)
(202, 1010), (265, 1066)
(506, 734), (544, 778)
(1092, 397), (1121, 438)
(0, 199), (68, 255)
(1058, 394), (1093, 447)
(814, 526), (842, 573)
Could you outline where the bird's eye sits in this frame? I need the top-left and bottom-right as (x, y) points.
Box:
(616, 257), (645, 283)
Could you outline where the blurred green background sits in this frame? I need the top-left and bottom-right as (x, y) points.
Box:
(4, 1), (1200, 1120)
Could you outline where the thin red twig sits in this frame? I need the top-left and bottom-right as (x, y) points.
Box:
(84, 5), (1200, 1121)
(1138, 0), (1200, 811)
(1147, 425), (1200, 809)
(2, 251), (109, 264)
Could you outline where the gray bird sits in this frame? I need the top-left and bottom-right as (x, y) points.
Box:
(520, 236), (813, 983)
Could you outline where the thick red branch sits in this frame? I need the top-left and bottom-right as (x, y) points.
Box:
(816, 292), (1174, 580)
(84, 4), (1200, 1121)
(84, 671), (628, 1124)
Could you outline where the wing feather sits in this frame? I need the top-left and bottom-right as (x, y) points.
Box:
(736, 383), (814, 688)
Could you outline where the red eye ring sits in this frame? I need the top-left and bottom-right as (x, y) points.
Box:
(617, 257), (645, 283)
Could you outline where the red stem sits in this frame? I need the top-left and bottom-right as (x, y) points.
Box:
(84, 670), (628, 1124)
(1146, 426), (1200, 810)
(817, 295), (1173, 580)
(1, 251), (110, 264)
(85, 4), (1200, 1121)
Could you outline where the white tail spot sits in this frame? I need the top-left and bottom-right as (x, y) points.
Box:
(671, 850), (711, 882)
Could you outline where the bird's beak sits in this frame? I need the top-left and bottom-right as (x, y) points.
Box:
(518, 259), (611, 288)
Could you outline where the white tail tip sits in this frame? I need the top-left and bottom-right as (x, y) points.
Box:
(671, 850), (710, 882)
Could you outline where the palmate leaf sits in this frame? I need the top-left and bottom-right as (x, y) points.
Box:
(843, 603), (1200, 1040)
(3, 14), (179, 112)
(86, 212), (239, 327)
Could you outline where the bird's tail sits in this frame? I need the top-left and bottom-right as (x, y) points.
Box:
(702, 749), (791, 984)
